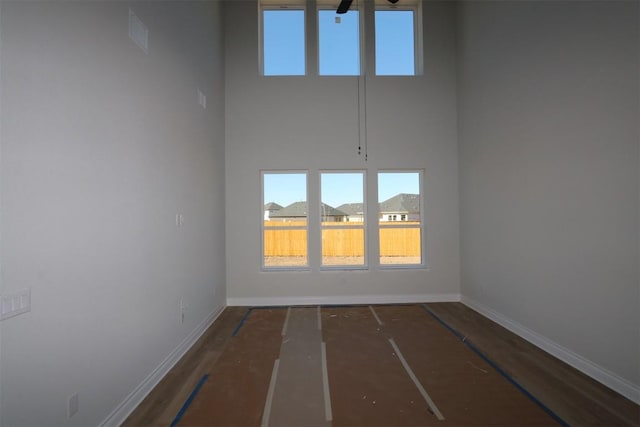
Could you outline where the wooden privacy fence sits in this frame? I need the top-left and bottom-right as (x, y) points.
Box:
(263, 222), (421, 257)
(264, 229), (308, 256)
(379, 227), (421, 257)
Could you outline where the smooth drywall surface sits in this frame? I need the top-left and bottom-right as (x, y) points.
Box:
(0, 2), (4, 421)
(225, 1), (460, 302)
(0, 1), (225, 425)
(458, 1), (639, 388)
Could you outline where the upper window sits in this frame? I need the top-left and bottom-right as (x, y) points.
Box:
(318, 9), (361, 76)
(375, 8), (417, 76)
(260, 1), (421, 77)
(262, 172), (309, 269)
(262, 8), (306, 76)
(378, 171), (423, 267)
(320, 171), (366, 268)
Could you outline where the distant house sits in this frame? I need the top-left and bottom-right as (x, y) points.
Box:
(263, 202), (283, 220)
(270, 201), (347, 222)
(320, 203), (348, 222)
(379, 193), (420, 222)
(336, 203), (364, 222)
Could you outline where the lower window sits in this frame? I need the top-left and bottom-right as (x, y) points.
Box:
(261, 169), (424, 270)
(320, 171), (366, 268)
(378, 171), (423, 266)
(262, 171), (309, 269)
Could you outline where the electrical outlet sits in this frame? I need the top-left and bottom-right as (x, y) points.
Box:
(67, 393), (79, 419)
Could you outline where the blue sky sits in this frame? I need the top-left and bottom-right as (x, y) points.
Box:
(319, 10), (360, 75)
(263, 173), (307, 207)
(263, 10), (306, 75)
(263, 8), (415, 76)
(264, 172), (420, 208)
(375, 10), (415, 75)
(322, 173), (363, 206)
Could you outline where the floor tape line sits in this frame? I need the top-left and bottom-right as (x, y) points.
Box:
(369, 305), (383, 326)
(389, 338), (445, 420)
(232, 308), (254, 337)
(422, 304), (570, 427)
(169, 374), (209, 427)
(321, 341), (333, 421)
(234, 306), (294, 337)
(261, 359), (281, 427)
(281, 307), (292, 336)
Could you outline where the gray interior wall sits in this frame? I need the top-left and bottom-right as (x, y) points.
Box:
(225, 0), (460, 302)
(1, 0), (637, 423)
(458, 0), (639, 388)
(0, 1), (226, 425)
(0, 2), (4, 419)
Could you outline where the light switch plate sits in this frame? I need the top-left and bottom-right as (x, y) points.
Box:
(198, 89), (207, 109)
(0, 288), (31, 321)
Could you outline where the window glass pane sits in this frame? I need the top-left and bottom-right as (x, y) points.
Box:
(375, 10), (415, 76)
(321, 172), (364, 224)
(263, 172), (308, 268)
(322, 228), (365, 265)
(264, 173), (308, 225)
(379, 228), (421, 265)
(318, 10), (360, 75)
(263, 10), (305, 76)
(264, 229), (308, 267)
(321, 172), (365, 267)
(378, 171), (421, 265)
(378, 172), (420, 224)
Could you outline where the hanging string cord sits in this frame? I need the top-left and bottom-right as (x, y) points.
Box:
(360, 0), (367, 161)
(356, 0), (362, 157)
(357, 72), (361, 155)
(363, 67), (368, 161)
(355, 0), (367, 161)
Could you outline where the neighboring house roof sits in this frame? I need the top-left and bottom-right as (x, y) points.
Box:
(264, 202), (283, 211)
(379, 193), (420, 213)
(270, 201), (308, 217)
(268, 195), (418, 218)
(270, 201), (346, 218)
(336, 203), (364, 215)
(320, 203), (348, 217)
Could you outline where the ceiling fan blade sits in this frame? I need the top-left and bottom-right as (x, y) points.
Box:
(336, 0), (353, 14)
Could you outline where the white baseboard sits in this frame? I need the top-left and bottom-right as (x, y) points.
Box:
(227, 293), (461, 307)
(461, 296), (640, 405)
(99, 304), (226, 427)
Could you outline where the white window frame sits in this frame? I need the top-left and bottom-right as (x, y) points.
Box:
(259, 1), (307, 76)
(261, 170), (310, 271)
(378, 169), (425, 269)
(373, 0), (423, 76)
(319, 170), (368, 270)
